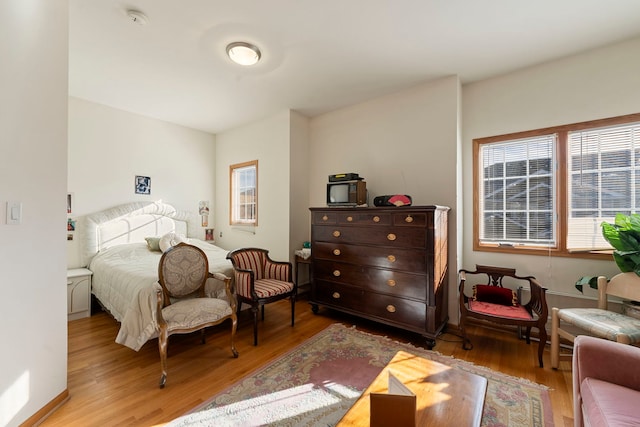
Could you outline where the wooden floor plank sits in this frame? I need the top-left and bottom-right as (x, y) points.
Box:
(40, 295), (573, 426)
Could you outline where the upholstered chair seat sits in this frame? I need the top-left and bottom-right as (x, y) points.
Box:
(161, 298), (232, 332)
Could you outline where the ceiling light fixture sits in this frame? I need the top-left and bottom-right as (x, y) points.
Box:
(226, 42), (261, 66)
(126, 10), (148, 25)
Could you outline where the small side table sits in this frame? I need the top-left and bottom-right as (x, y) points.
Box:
(295, 255), (311, 294)
(67, 268), (93, 321)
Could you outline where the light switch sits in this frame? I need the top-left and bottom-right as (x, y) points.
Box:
(6, 201), (21, 225)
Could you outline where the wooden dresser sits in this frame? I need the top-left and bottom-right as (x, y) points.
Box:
(309, 205), (450, 348)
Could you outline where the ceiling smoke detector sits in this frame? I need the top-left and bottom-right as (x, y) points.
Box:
(126, 10), (148, 26)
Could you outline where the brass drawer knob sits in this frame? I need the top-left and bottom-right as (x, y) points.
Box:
(373, 216), (380, 223)
(387, 279), (396, 287)
(333, 230), (341, 237)
(386, 305), (396, 313)
(347, 216), (353, 222)
(333, 248), (341, 256)
(405, 215), (414, 223)
(387, 255), (396, 263)
(332, 292), (341, 299)
(322, 215), (329, 221)
(387, 233), (396, 241)
(333, 270), (341, 277)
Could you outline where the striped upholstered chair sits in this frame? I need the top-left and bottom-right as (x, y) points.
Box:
(226, 248), (297, 345)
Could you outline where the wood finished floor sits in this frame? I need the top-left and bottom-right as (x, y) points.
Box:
(41, 295), (574, 426)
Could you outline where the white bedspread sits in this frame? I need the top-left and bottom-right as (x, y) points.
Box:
(89, 239), (234, 351)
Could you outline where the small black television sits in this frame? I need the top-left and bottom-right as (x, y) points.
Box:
(327, 180), (367, 206)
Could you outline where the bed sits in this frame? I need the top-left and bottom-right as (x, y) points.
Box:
(81, 201), (234, 351)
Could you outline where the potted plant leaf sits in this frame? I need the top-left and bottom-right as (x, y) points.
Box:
(575, 213), (640, 293)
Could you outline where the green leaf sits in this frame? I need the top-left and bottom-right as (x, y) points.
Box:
(629, 214), (640, 231)
(575, 276), (600, 293)
(601, 214), (640, 273)
(602, 222), (623, 250)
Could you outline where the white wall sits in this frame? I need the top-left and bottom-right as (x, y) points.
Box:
(462, 36), (640, 307)
(67, 97), (216, 267)
(308, 76), (461, 322)
(289, 111), (311, 257)
(0, 1), (69, 426)
(215, 110), (293, 261)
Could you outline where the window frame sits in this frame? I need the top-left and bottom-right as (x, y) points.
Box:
(473, 113), (640, 259)
(229, 160), (258, 226)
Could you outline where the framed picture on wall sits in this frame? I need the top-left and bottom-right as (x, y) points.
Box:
(135, 176), (151, 195)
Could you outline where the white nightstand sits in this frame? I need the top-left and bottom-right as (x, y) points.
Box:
(67, 268), (93, 321)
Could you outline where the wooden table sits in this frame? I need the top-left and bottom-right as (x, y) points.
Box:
(294, 255), (311, 293)
(337, 350), (488, 427)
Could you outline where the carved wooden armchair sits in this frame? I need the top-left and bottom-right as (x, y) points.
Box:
(226, 247), (297, 345)
(156, 243), (238, 388)
(458, 265), (548, 367)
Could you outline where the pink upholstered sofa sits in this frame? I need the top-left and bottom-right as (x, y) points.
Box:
(573, 335), (640, 426)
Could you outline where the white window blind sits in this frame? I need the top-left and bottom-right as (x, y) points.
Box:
(479, 135), (556, 246)
(567, 122), (640, 250)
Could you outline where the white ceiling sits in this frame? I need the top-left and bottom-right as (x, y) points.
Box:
(69, 0), (640, 134)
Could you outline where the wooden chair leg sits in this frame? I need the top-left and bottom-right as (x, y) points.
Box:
(550, 307), (561, 369)
(537, 325), (547, 368)
(459, 317), (473, 350)
(230, 316), (239, 358)
(252, 304), (259, 346)
(158, 329), (168, 389)
(291, 295), (295, 327)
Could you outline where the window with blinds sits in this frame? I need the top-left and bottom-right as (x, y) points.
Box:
(568, 122), (640, 250)
(473, 113), (640, 257)
(479, 135), (556, 246)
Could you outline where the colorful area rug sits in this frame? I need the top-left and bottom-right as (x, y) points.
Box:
(169, 323), (553, 427)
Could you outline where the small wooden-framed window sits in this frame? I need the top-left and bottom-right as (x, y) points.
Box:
(230, 160), (258, 226)
(474, 113), (640, 258)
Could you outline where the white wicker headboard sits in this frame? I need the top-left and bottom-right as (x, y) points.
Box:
(80, 201), (198, 266)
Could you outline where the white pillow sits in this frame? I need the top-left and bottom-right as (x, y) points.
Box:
(159, 232), (188, 253)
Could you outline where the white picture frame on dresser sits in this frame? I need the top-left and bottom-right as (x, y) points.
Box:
(67, 268), (92, 321)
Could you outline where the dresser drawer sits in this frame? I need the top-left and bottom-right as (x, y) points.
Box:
(314, 281), (426, 329)
(314, 280), (365, 309)
(336, 211), (392, 225)
(313, 260), (427, 300)
(313, 241), (426, 272)
(393, 212), (429, 227)
(312, 211), (338, 225)
(312, 225), (427, 248)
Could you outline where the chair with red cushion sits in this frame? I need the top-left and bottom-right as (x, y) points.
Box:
(458, 265), (549, 367)
(226, 247), (297, 345)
